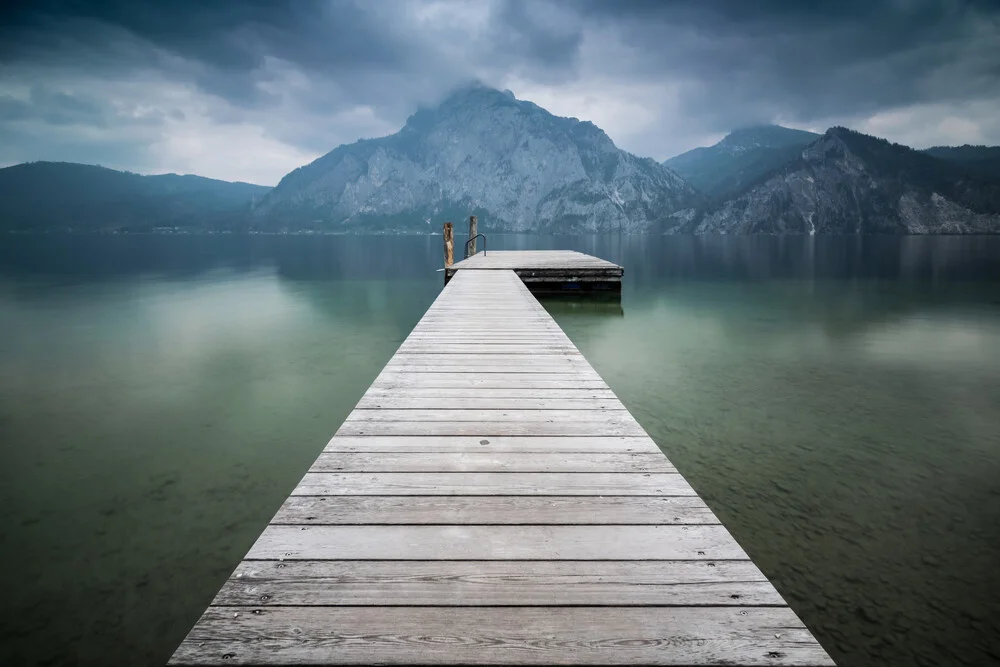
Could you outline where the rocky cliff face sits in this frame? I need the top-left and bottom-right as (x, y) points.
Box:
(253, 84), (699, 232)
(689, 128), (1000, 234)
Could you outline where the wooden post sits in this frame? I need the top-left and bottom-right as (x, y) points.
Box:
(468, 215), (478, 256)
(443, 222), (454, 268)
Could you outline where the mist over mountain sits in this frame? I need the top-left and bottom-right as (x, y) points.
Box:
(251, 84), (700, 233)
(664, 125), (821, 198)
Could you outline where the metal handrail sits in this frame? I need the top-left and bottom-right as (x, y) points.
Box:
(465, 234), (487, 259)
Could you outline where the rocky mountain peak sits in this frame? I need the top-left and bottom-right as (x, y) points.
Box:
(254, 84), (697, 232)
(399, 82), (616, 155)
(801, 127), (856, 162)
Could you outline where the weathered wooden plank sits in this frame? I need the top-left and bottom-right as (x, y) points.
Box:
(170, 606), (831, 666)
(397, 348), (580, 355)
(415, 313), (550, 318)
(400, 344), (574, 349)
(386, 354), (588, 363)
(322, 435), (664, 453)
(311, 451), (673, 472)
(403, 331), (569, 335)
(335, 420), (647, 436)
(246, 525), (748, 560)
(383, 363), (597, 373)
(291, 472), (695, 496)
(361, 387), (618, 399)
(344, 409), (636, 423)
(373, 370), (605, 381)
(215, 560), (781, 606)
(271, 496), (717, 525)
(403, 335), (569, 340)
(414, 321), (559, 326)
(412, 323), (563, 327)
(370, 375), (610, 389)
(354, 396), (627, 410)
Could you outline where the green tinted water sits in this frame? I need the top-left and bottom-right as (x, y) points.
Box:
(1, 235), (998, 666)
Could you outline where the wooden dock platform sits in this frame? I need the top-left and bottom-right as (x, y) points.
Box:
(169, 255), (833, 666)
(447, 250), (623, 294)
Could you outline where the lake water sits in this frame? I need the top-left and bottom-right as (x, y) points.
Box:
(1, 234), (999, 667)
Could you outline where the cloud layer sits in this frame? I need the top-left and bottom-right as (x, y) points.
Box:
(2, 0), (998, 184)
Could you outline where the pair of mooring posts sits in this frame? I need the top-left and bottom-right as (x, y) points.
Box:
(443, 215), (484, 267)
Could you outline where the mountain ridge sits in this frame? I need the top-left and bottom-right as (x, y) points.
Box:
(686, 127), (1000, 234)
(663, 124), (821, 198)
(0, 161), (269, 232)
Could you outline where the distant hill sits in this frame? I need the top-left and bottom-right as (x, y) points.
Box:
(663, 125), (820, 198)
(252, 83), (700, 233)
(687, 128), (1000, 234)
(921, 145), (1000, 181)
(0, 162), (269, 232)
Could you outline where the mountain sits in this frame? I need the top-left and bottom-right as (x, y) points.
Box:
(689, 128), (1000, 234)
(0, 162), (269, 232)
(252, 84), (700, 233)
(921, 145), (1000, 181)
(663, 125), (820, 198)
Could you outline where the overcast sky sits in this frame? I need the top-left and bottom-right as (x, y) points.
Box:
(2, 0), (999, 185)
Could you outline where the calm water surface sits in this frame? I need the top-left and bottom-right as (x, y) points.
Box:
(1, 234), (999, 666)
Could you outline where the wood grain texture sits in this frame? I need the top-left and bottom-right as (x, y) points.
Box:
(310, 451), (673, 472)
(290, 472), (695, 496)
(355, 396), (626, 410)
(246, 525), (749, 560)
(334, 420), (648, 436)
(381, 366), (603, 375)
(271, 496), (718, 525)
(322, 435), (665, 453)
(344, 408), (637, 423)
(168, 266), (834, 667)
(170, 607), (832, 666)
(370, 375), (611, 389)
(215, 560), (782, 606)
(361, 387), (619, 399)
(397, 346), (581, 354)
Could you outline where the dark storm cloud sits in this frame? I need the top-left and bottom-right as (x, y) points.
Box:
(0, 0), (998, 179)
(490, 1), (583, 80)
(6, 0), (995, 121)
(1, 1), (430, 111)
(565, 0), (1000, 129)
(0, 96), (31, 122)
(0, 84), (136, 133)
(29, 86), (111, 127)
(0, 1), (585, 107)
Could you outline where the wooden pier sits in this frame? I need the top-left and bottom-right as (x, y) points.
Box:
(447, 250), (623, 294)
(170, 253), (833, 666)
